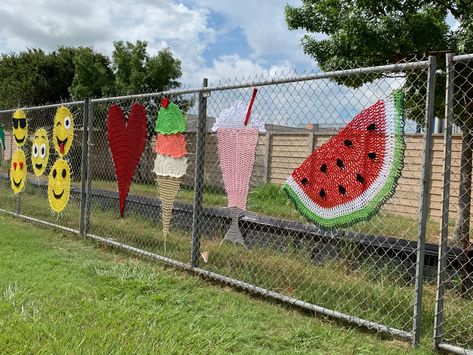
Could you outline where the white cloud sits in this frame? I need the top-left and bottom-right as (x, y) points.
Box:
(0, 0), (216, 84)
(0, 0), (315, 87)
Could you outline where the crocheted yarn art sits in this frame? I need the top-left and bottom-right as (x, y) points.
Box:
(31, 128), (50, 176)
(10, 149), (27, 194)
(155, 101), (187, 134)
(12, 109), (28, 147)
(154, 133), (187, 158)
(48, 158), (71, 213)
(215, 90), (263, 247)
(212, 100), (265, 132)
(153, 99), (188, 239)
(284, 91), (405, 229)
(107, 103), (147, 218)
(53, 106), (74, 157)
(0, 126), (5, 150)
(217, 127), (259, 209)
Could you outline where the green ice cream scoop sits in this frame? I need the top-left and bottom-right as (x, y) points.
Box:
(155, 102), (186, 134)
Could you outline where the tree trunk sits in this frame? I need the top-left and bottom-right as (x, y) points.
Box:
(454, 129), (473, 244)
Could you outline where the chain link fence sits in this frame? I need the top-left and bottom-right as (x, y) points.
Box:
(3, 55), (471, 350)
(0, 102), (86, 232)
(434, 53), (473, 354)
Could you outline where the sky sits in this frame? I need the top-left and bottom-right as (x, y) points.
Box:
(0, 1), (457, 129)
(0, 0), (315, 87)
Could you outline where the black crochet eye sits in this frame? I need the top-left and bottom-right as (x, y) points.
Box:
(62, 169), (67, 178)
(52, 169), (57, 178)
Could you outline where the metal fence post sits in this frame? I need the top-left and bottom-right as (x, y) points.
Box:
(16, 194), (20, 215)
(191, 78), (208, 267)
(433, 52), (454, 349)
(79, 98), (90, 236)
(412, 54), (437, 347)
(84, 100), (94, 235)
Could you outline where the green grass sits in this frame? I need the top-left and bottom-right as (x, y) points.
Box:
(88, 179), (442, 243)
(0, 213), (435, 354)
(0, 179), (472, 350)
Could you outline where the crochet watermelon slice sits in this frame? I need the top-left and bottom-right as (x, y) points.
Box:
(284, 91), (405, 229)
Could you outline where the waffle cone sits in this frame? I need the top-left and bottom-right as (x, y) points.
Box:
(157, 175), (181, 238)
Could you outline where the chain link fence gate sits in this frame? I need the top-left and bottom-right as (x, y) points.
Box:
(0, 57), (439, 347)
(434, 52), (473, 354)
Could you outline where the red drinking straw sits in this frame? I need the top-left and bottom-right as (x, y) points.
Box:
(244, 88), (258, 126)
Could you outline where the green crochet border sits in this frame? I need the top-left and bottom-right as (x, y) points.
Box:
(284, 91), (405, 229)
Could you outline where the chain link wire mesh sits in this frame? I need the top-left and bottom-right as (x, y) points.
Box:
(194, 58), (431, 340)
(0, 57), (444, 345)
(86, 92), (198, 264)
(0, 102), (86, 231)
(435, 53), (473, 353)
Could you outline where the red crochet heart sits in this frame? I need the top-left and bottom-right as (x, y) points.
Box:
(107, 103), (147, 218)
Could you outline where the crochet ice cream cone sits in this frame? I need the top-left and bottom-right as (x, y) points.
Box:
(153, 99), (188, 239)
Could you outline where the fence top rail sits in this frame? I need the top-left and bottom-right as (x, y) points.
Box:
(89, 60), (430, 104)
(452, 53), (473, 63)
(0, 100), (85, 115)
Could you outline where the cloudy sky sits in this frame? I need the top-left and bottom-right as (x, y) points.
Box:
(0, 0), (315, 86)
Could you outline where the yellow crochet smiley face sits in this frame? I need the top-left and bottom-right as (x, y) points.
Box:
(48, 158), (71, 213)
(12, 109), (28, 146)
(53, 106), (74, 157)
(31, 128), (50, 176)
(10, 149), (27, 194)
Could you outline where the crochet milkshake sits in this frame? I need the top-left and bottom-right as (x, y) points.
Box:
(153, 99), (188, 239)
(213, 99), (264, 247)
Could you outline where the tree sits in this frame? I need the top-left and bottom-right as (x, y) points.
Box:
(69, 47), (114, 99)
(111, 40), (182, 95)
(286, 1), (473, 244)
(0, 48), (76, 108)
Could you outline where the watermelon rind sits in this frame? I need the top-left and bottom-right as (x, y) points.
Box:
(284, 91), (405, 229)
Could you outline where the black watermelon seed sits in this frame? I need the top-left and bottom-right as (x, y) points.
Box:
(301, 177), (308, 185)
(320, 164), (327, 173)
(344, 139), (353, 147)
(319, 189), (326, 198)
(368, 152), (377, 160)
(338, 185), (346, 195)
(367, 123), (376, 131)
(356, 174), (364, 183)
(336, 159), (344, 168)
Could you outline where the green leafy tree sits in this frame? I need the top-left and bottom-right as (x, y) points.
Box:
(0, 48), (75, 108)
(111, 40), (182, 95)
(286, 1), (473, 243)
(69, 47), (114, 99)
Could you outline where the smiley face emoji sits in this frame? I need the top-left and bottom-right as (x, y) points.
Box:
(10, 149), (27, 194)
(53, 106), (74, 157)
(12, 109), (28, 146)
(48, 158), (71, 213)
(31, 128), (50, 176)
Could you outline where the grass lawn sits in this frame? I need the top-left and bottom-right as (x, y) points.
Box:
(0, 214), (436, 354)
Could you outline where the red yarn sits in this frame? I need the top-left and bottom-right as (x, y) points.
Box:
(107, 103), (147, 218)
